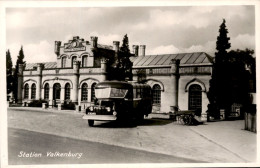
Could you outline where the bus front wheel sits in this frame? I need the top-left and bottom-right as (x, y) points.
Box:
(88, 120), (94, 127)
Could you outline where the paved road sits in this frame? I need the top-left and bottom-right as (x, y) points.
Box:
(8, 108), (253, 163)
(8, 128), (201, 164)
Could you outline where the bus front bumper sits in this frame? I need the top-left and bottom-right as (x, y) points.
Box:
(82, 114), (117, 121)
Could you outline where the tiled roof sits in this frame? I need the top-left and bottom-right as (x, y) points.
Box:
(130, 52), (213, 67)
(97, 44), (113, 50)
(25, 62), (57, 70)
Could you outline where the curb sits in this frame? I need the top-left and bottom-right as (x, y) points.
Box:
(8, 107), (84, 115)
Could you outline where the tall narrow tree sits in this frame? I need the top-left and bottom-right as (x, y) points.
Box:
(207, 19), (231, 119)
(119, 34), (133, 81)
(110, 34), (133, 81)
(6, 49), (13, 97)
(13, 46), (26, 102)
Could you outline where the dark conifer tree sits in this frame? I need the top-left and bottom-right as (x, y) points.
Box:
(13, 46), (26, 102)
(111, 34), (133, 81)
(207, 19), (231, 119)
(6, 50), (13, 96)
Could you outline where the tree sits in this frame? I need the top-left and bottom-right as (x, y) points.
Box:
(207, 19), (231, 119)
(6, 49), (13, 97)
(13, 46), (26, 102)
(215, 19), (231, 63)
(119, 34), (133, 81)
(119, 34), (130, 55)
(110, 34), (133, 81)
(227, 49), (255, 108)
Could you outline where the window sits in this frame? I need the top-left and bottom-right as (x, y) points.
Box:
(65, 83), (71, 100)
(152, 84), (161, 105)
(81, 83), (88, 101)
(53, 83), (61, 99)
(31, 83), (36, 99)
(44, 83), (49, 99)
(91, 83), (97, 102)
(24, 84), (29, 99)
(188, 84), (202, 114)
(82, 56), (87, 67)
(71, 56), (77, 67)
(61, 57), (66, 68)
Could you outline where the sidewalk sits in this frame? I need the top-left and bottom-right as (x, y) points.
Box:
(189, 120), (256, 162)
(8, 106), (257, 163)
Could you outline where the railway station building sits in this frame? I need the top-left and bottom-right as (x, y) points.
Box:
(17, 36), (213, 121)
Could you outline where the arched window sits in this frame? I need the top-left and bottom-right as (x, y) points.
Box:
(44, 83), (49, 100)
(189, 84), (202, 114)
(53, 83), (61, 100)
(65, 83), (71, 100)
(91, 83), (97, 102)
(152, 84), (161, 105)
(24, 84), (29, 99)
(71, 56), (77, 67)
(31, 83), (36, 99)
(61, 56), (66, 68)
(81, 83), (88, 101)
(82, 56), (87, 67)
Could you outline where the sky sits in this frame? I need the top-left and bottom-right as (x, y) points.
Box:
(6, 6), (255, 63)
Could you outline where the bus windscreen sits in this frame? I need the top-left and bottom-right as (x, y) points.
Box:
(95, 88), (128, 98)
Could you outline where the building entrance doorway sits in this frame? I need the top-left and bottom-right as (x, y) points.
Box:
(53, 83), (61, 107)
(188, 84), (202, 116)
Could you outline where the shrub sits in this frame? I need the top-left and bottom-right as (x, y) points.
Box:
(28, 99), (48, 107)
(63, 101), (76, 110)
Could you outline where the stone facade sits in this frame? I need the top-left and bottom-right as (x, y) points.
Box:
(19, 36), (213, 121)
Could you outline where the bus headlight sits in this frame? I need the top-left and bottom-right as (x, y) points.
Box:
(106, 107), (111, 112)
(113, 111), (117, 116)
(89, 106), (94, 111)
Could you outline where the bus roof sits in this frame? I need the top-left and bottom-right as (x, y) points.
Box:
(95, 81), (133, 89)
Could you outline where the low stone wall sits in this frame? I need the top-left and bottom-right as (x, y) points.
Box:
(244, 112), (257, 133)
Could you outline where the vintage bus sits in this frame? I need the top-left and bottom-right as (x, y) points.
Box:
(82, 81), (152, 126)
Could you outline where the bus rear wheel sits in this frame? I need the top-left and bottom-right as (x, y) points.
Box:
(88, 120), (94, 127)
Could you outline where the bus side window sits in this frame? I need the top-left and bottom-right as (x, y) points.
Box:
(133, 88), (137, 98)
(136, 88), (140, 98)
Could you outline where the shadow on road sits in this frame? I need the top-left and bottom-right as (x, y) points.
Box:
(94, 119), (174, 128)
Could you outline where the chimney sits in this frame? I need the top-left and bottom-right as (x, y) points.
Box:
(140, 45), (146, 56)
(132, 45), (139, 56)
(113, 41), (120, 52)
(55, 41), (61, 56)
(90, 36), (98, 48)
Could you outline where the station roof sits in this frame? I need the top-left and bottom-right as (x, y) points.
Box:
(25, 52), (213, 70)
(97, 44), (113, 50)
(25, 62), (57, 70)
(130, 52), (213, 67)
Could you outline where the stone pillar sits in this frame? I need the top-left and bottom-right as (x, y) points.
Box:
(72, 61), (79, 103)
(139, 45), (146, 56)
(49, 87), (53, 108)
(88, 88), (91, 103)
(60, 87), (65, 104)
(132, 45), (139, 56)
(28, 86), (32, 101)
(201, 92), (208, 122)
(90, 36), (98, 49)
(41, 88), (45, 100)
(17, 64), (24, 104)
(113, 41), (120, 65)
(58, 103), (62, 110)
(170, 59), (180, 110)
(100, 59), (108, 82)
(113, 41), (120, 52)
(36, 63), (44, 100)
(78, 88), (81, 105)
